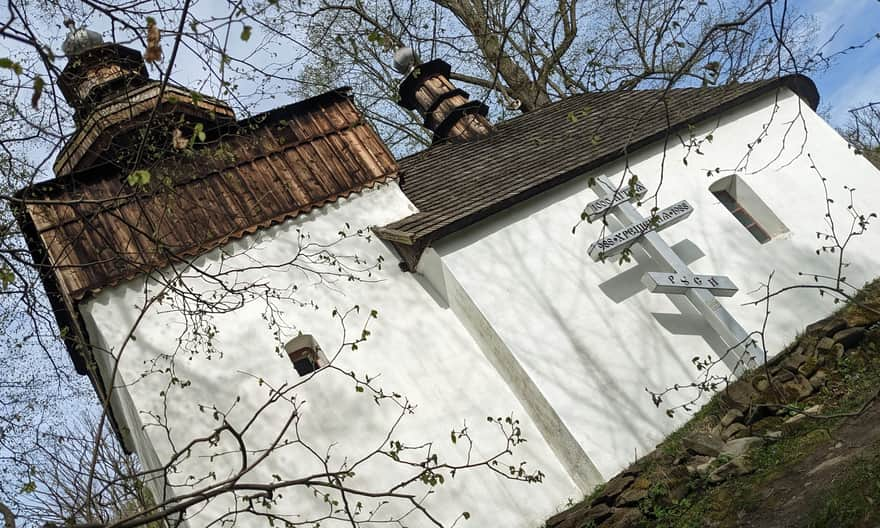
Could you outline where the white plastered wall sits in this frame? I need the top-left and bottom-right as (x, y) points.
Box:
(79, 182), (580, 528)
(433, 88), (880, 479)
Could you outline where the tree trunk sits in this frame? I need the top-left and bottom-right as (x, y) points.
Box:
(437, 0), (551, 111)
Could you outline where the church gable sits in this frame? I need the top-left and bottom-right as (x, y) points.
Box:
(375, 75), (819, 267)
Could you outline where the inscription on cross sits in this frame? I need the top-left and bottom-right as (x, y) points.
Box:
(586, 176), (760, 373)
(588, 200), (693, 261)
(642, 272), (739, 297)
(582, 181), (648, 223)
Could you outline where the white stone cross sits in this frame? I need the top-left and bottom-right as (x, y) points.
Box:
(587, 175), (760, 374)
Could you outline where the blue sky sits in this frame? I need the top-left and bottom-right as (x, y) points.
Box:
(173, 1), (878, 128)
(2, 1), (875, 129)
(166, 1), (878, 128)
(802, 0), (880, 125)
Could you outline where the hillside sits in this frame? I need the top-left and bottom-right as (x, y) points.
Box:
(546, 280), (880, 528)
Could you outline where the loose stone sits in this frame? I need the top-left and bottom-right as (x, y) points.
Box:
(722, 422), (748, 440)
(753, 376), (771, 393)
(605, 507), (644, 528)
(616, 486), (649, 506)
(798, 352), (820, 377)
(806, 454), (849, 476)
(598, 474), (634, 502)
(581, 503), (613, 525)
(781, 347), (810, 371)
(722, 436), (763, 458)
(809, 370), (829, 390)
(720, 409), (744, 428)
(816, 336), (836, 353)
(833, 326), (865, 348)
(686, 454), (714, 475)
(708, 455), (755, 483)
(682, 431), (725, 456)
(805, 317), (847, 337)
(774, 369), (795, 383)
(784, 404), (823, 424)
(781, 373), (814, 401)
(724, 382), (760, 411)
(784, 413), (806, 425)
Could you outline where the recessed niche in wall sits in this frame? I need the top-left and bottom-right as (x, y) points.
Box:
(710, 175), (789, 243)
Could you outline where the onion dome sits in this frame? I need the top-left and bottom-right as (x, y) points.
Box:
(61, 19), (104, 56)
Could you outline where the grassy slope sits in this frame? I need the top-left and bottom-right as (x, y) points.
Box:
(576, 279), (880, 528)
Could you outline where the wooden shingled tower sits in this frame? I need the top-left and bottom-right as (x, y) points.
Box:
(394, 49), (493, 144)
(54, 20), (237, 178)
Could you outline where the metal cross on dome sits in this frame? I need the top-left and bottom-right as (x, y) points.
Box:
(585, 175), (761, 374)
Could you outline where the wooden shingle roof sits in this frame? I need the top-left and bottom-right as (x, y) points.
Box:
(15, 88), (397, 373)
(377, 75), (818, 267)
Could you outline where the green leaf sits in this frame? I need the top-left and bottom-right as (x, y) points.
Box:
(190, 122), (207, 145)
(240, 25), (252, 41)
(0, 57), (23, 75)
(126, 169), (151, 187)
(21, 481), (36, 493)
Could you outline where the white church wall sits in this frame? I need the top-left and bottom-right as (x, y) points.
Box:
(84, 315), (170, 504)
(79, 182), (580, 528)
(433, 88), (880, 480)
(416, 247), (604, 491)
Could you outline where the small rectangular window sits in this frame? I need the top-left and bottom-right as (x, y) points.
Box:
(285, 334), (327, 376)
(710, 175), (787, 244)
(730, 207), (754, 225)
(746, 223), (772, 244)
(715, 190), (737, 210)
(712, 189), (772, 243)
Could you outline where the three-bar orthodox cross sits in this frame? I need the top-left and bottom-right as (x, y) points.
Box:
(585, 175), (761, 374)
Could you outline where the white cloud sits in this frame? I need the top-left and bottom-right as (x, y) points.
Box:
(829, 63), (880, 115)
(806, 0), (875, 43)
